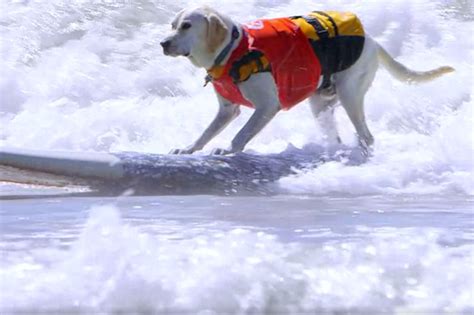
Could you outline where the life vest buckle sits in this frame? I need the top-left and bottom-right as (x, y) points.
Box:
(304, 16), (330, 40)
(204, 74), (212, 87)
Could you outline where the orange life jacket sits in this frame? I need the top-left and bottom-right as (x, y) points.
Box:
(209, 17), (321, 110)
(207, 12), (365, 110)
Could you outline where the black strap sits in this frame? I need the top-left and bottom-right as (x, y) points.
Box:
(229, 50), (269, 83)
(313, 11), (339, 36)
(213, 26), (240, 67)
(254, 56), (264, 72)
(303, 15), (329, 40)
(310, 12), (339, 90)
(303, 12), (339, 91)
(320, 75), (332, 90)
(205, 26), (240, 87)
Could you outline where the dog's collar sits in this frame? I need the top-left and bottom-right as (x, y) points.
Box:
(214, 26), (240, 68)
(205, 26), (240, 86)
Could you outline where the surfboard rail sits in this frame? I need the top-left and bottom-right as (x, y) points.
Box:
(0, 146), (366, 195)
(0, 147), (124, 179)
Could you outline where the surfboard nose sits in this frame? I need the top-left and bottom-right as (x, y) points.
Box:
(0, 147), (124, 180)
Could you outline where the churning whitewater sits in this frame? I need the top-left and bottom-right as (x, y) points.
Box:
(1, 201), (473, 314)
(0, 0), (473, 314)
(1, 0), (472, 195)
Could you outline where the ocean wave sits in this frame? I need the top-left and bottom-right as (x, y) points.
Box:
(1, 204), (472, 314)
(0, 0), (472, 196)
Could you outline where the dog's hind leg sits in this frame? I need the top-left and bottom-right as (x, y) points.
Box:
(335, 37), (378, 149)
(338, 86), (374, 149)
(309, 88), (341, 145)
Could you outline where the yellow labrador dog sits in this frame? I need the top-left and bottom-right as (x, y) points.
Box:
(161, 6), (453, 155)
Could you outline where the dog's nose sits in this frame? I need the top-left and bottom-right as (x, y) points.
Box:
(160, 40), (171, 50)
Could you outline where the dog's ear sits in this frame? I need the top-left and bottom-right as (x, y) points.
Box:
(206, 13), (228, 53)
(171, 9), (186, 29)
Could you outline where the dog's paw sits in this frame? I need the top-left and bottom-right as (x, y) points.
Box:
(210, 148), (232, 155)
(169, 148), (194, 155)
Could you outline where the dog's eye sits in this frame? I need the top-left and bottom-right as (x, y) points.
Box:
(181, 22), (192, 30)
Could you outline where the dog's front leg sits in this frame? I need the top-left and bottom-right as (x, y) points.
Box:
(222, 107), (278, 154)
(170, 93), (240, 154)
(212, 74), (280, 155)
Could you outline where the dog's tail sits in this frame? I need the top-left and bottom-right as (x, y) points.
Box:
(376, 43), (455, 84)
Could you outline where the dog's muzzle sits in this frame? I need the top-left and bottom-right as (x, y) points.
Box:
(160, 40), (190, 57)
(160, 40), (172, 55)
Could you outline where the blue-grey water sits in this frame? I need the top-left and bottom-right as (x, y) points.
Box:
(0, 190), (473, 314)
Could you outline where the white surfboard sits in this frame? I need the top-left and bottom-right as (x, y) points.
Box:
(0, 145), (364, 195)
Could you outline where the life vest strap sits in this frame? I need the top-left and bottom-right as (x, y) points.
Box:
(313, 11), (340, 37)
(301, 15), (329, 40)
(229, 50), (271, 83)
(211, 26), (240, 71)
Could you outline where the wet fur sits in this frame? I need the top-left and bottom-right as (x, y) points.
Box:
(161, 6), (454, 155)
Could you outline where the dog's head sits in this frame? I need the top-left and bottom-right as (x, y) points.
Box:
(160, 6), (231, 68)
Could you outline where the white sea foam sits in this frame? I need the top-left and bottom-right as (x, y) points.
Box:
(0, 0), (472, 195)
(0, 204), (472, 314)
(1, 3), (472, 312)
